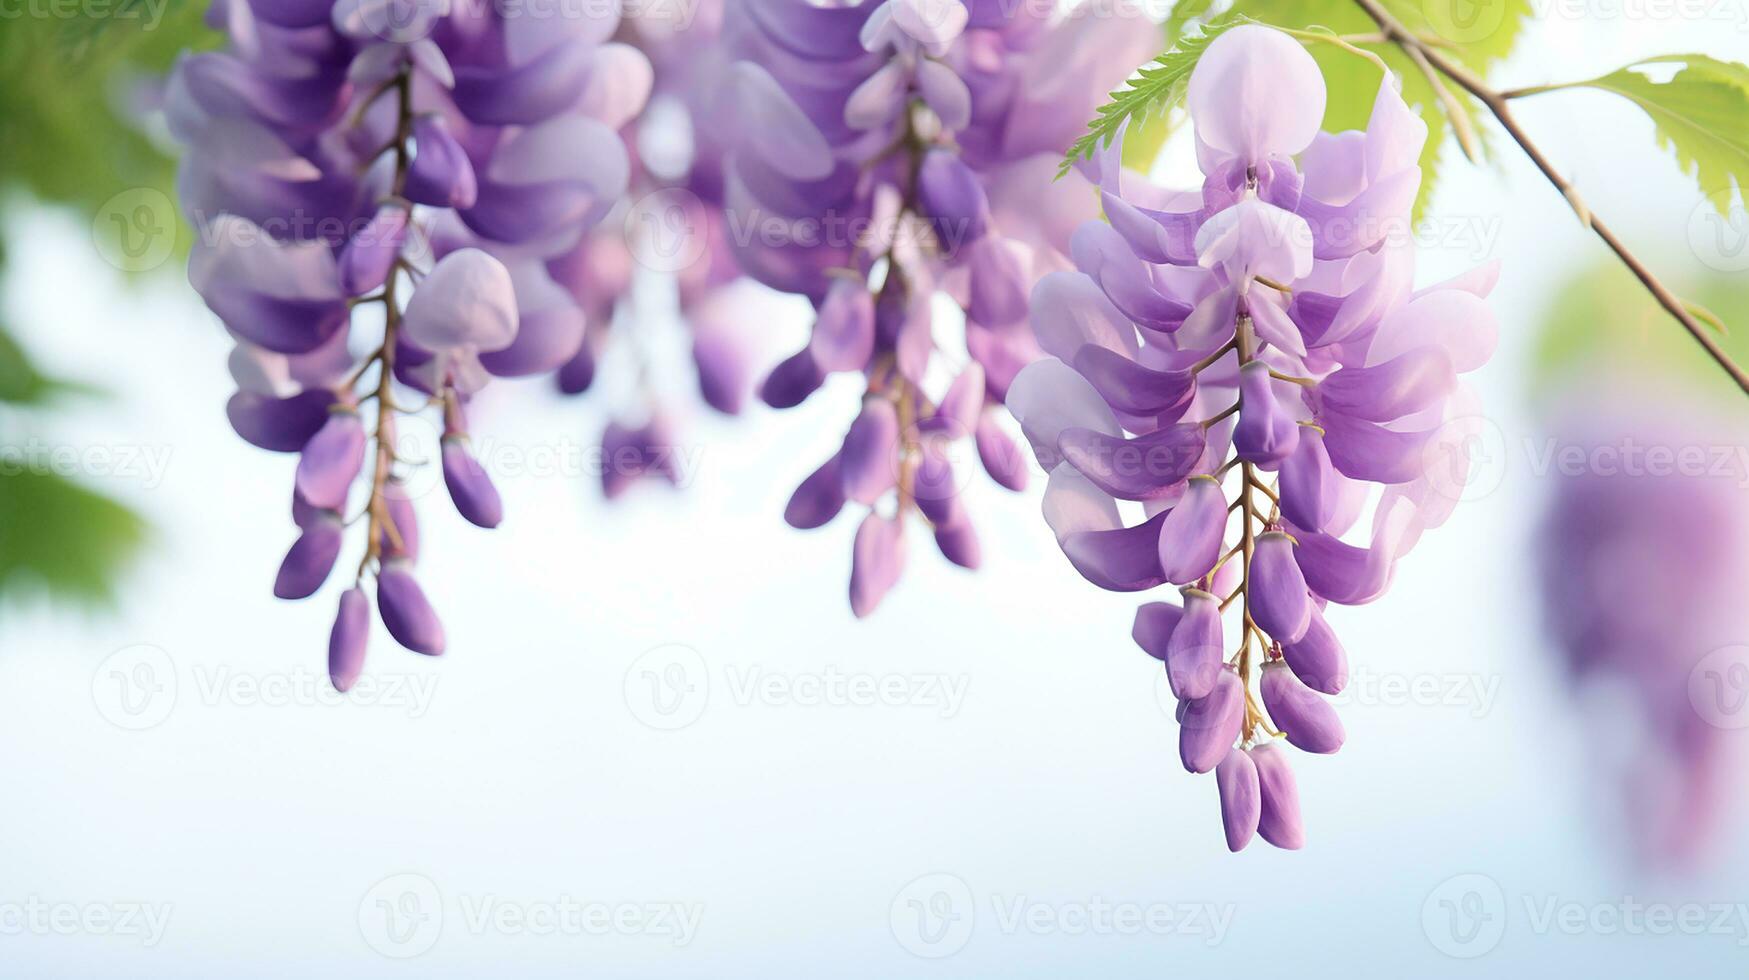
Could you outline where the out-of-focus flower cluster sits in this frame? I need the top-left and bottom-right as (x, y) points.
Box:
(1008, 25), (1499, 849)
(710, 0), (1157, 615)
(171, 0), (646, 686)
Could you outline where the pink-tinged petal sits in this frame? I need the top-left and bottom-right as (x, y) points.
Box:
(1413, 259), (1501, 301)
(402, 248), (519, 355)
(274, 511), (343, 600)
(809, 278), (877, 372)
(1216, 747), (1261, 852)
(728, 61), (833, 182)
(1060, 511), (1168, 592)
(1005, 358), (1120, 470)
(1166, 586), (1224, 700)
(1057, 423), (1206, 501)
(1262, 660), (1345, 754)
(1180, 667), (1244, 773)
(1366, 289), (1497, 375)
(1363, 74), (1428, 182)
(1250, 531), (1312, 643)
(934, 519), (981, 570)
(1158, 475), (1226, 585)
(1187, 24), (1325, 160)
(1234, 362), (1300, 466)
(1132, 601), (1183, 662)
(576, 43), (652, 130)
(975, 414), (1029, 491)
(850, 512), (907, 617)
(1250, 741), (1305, 850)
(377, 561), (445, 656)
(376, 479), (420, 563)
(328, 587), (370, 693)
(1029, 269), (1138, 363)
(442, 437), (503, 529)
(1279, 425), (1335, 533)
(295, 409), (366, 510)
(840, 398), (900, 505)
(1281, 605), (1348, 694)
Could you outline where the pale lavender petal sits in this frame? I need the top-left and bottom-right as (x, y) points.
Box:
(401, 248), (519, 355)
(1158, 475), (1226, 585)
(841, 398), (900, 505)
(377, 561), (445, 656)
(328, 587), (370, 693)
(294, 409), (366, 510)
(1250, 531), (1312, 643)
(1279, 424), (1334, 533)
(1319, 347), (1455, 422)
(1262, 661), (1345, 753)
(1059, 511), (1167, 592)
(809, 278), (877, 373)
(1216, 747), (1261, 852)
(1131, 600), (1183, 662)
(850, 511), (907, 618)
(975, 414), (1029, 491)
(1057, 423), (1205, 501)
(1234, 362), (1301, 466)
(1186, 25), (1325, 160)
(1165, 586), (1225, 700)
(1180, 667), (1244, 774)
(1281, 605), (1348, 694)
(1251, 741), (1305, 849)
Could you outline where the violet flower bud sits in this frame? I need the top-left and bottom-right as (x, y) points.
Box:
(1165, 587), (1223, 701)
(1157, 475), (1226, 585)
(328, 587), (370, 693)
(1180, 667), (1244, 774)
(1281, 605), (1348, 695)
(274, 510), (344, 600)
(1260, 660), (1345, 754)
(1249, 531), (1312, 643)
(442, 436), (503, 529)
(377, 561), (445, 656)
(405, 114), (479, 210)
(295, 408), (367, 510)
(1250, 741), (1305, 850)
(1234, 361), (1300, 466)
(785, 454), (847, 530)
(338, 203), (410, 297)
(1216, 747), (1261, 852)
(840, 398), (900, 505)
(850, 512), (907, 618)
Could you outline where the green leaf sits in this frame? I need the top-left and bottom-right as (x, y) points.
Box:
(1548, 55), (1749, 209)
(1059, 19), (1241, 178)
(1157, 0), (1532, 221)
(0, 470), (145, 604)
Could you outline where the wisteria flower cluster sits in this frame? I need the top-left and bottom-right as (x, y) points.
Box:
(712, 0), (1156, 615)
(1008, 25), (1498, 849)
(171, 0), (645, 687)
(1537, 382), (1749, 870)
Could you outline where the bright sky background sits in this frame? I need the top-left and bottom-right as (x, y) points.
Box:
(1, 8), (1747, 977)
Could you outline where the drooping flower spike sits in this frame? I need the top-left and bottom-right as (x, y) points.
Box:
(1011, 25), (1498, 849)
(714, 0), (1158, 616)
(174, 0), (641, 688)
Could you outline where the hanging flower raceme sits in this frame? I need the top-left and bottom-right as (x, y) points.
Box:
(1536, 381), (1749, 871)
(171, 0), (641, 689)
(713, 0), (1156, 615)
(546, 0), (765, 499)
(1008, 25), (1498, 849)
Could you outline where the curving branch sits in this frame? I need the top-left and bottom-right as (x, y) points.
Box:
(1350, 0), (1749, 396)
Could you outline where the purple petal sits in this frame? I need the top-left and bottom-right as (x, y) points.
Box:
(1250, 741), (1305, 850)
(808, 278), (877, 373)
(1216, 747), (1261, 852)
(1279, 425), (1334, 533)
(452, 39), (594, 126)
(1057, 423), (1205, 501)
(1131, 601), (1183, 662)
(338, 204), (410, 297)
(1180, 667), (1244, 774)
(1319, 413), (1432, 485)
(1250, 531), (1312, 643)
(1060, 511), (1168, 592)
(917, 149), (989, 251)
(227, 388), (337, 453)
(934, 520), (981, 570)
(294, 409), (366, 510)
(1071, 344), (1197, 419)
(442, 437), (503, 529)
(1187, 25), (1325, 161)
(405, 114), (479, 209)
(1165, 586), (1225, 700)
(328, 587), (370, 693)
(840, 398), (900, 505)
(1158, 474), (1227, 585)
(1318, 347), (1455, 422)
(402, 248), (519, 356)
(377, 562), (445, 656)
(1262, 661), (1345, 753)
(1281, 605), (1348, 695)
(1234, 362), (1300, 466)
(975, 415), (1029, 491)
(785, 454), (847, 530)
(760, 348), (825, 409)
(966, 235), (1029, 327)
(850, 512), (907, 618)
(274, 511), (343, 600)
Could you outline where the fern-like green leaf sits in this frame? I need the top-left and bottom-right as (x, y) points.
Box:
(1058, 19), (1239, 178)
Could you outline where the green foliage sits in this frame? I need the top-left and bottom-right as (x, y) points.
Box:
(1533, 55), (1749, 209)
(0, 4), (208, 607)
(0, 469), (147, 605)
(1059, 20), (1240, 178)
(1531, 260), (1749, 404)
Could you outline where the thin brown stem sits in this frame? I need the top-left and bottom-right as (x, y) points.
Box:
(1349, 0), (1749, 396)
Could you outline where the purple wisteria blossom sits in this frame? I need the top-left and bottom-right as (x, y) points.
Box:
(1537, 381), (1749, 871)
(172, 0), (641, 688)
(712, 0), (1157, 616)
(1009, 25), (1499, 849)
